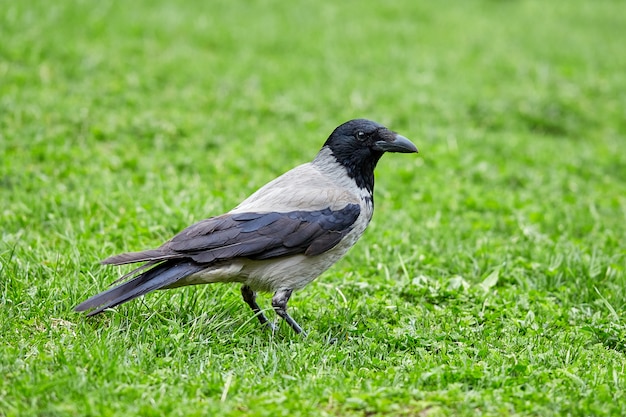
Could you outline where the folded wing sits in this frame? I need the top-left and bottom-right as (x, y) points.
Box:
(102, 204), (361, 266)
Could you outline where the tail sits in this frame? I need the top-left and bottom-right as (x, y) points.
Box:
(75, 260), (205, 316)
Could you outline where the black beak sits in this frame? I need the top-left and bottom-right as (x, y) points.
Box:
(373, 134), (418, 153)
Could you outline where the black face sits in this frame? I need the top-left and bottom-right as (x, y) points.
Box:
(325, 119), (390, 154)
(322, 119), (417, 192)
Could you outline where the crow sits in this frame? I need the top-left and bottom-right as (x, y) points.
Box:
(75, 119), (418, 335)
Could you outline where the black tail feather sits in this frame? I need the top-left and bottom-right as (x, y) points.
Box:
(75, 260), (205, 316)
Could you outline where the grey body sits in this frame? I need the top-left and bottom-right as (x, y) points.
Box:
(75, 119), (418, 335)
(171, 148), (373, 293)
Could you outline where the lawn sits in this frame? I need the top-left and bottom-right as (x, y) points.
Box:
(1, 0), (625, 415)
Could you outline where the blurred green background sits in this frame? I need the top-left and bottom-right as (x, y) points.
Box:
(1, 1), (625, 416)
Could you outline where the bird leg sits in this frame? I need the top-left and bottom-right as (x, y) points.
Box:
(241, 285), (276, 331)
(272, 288), (307, 336)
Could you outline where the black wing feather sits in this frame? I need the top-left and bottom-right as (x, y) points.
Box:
(99, 204), (361, 269)
(238, 212), (283, 232)
(164, 204), (361, 262)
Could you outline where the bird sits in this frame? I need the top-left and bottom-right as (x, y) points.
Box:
(75, 119), (418, 335)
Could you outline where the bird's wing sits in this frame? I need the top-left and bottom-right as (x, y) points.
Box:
(166, 203), (361, 263)
(102, 203), (361, 265)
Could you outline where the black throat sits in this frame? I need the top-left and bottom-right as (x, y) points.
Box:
(328, 146), (383, 194)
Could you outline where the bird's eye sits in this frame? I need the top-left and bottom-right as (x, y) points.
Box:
(355, 131), (366, 141)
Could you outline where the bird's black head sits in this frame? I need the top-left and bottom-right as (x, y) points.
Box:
(320, 119), (418, 192)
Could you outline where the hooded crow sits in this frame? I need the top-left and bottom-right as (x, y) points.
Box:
(75, 119), (418, 335)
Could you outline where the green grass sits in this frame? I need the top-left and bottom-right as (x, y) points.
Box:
(2, 0), (626, 415)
